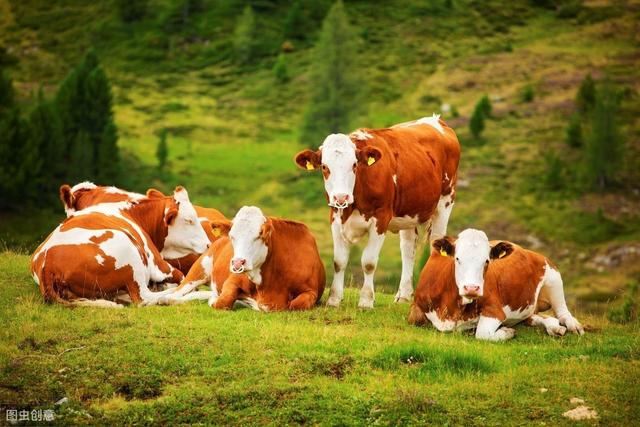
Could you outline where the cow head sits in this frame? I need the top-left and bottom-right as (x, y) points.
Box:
(228, 206), (271, 275)
(161, 186), (210, 259)
(294, 134), (382, 209)
(433, 229), (514, 302)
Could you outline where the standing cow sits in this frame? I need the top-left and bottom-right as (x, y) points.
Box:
(294, 115), (460, 308)
(31, 186), (210, 307)
(408, 229), (584, 341)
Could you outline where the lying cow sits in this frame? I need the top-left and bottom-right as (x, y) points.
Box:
(159, 206), (325, 311)
(294, 114), (460, 308)
(58, 182), (230, 274)
(31, 186), (210, 307)
(408, 228), (584, 341)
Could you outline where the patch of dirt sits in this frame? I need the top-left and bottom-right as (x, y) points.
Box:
(17, 337), (57, 351)
(586, 243), (640, 270)
(563, 405), (599, 421)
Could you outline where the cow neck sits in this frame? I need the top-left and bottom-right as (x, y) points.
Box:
(122, 198), (170, 251)
(256, 218), (299, 289)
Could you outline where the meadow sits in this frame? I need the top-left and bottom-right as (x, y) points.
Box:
(0, 0), (639, 424)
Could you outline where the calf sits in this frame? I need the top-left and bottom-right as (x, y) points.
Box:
(295, 115), (460, 308)
(160, 206), (325, 311)
(59, 182), (230, 273)
(408, 229), (584, 340)
(31, 187), (210, 307)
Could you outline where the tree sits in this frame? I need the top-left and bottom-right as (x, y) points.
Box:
(469, 102), (485, 140)
(233, 6), (257, 64)
(300, 0), (361, 147)
(565, 112), (582, 148)
(576, 73), (596, 116)
(284, 0), (306, 40)
(116, 0), (148, 23)
(478, 94), (492, 117)
(273, 53), (289, 83)
(584, 80), (623, 189)
(156, 129), (169, 171)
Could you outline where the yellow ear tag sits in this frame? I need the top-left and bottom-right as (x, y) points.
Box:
(440, 249), (448, 257)
(499, 251), (506, 259)
(306, 161), (315, 171)
(367, 156), (376, 166)
(212, 227), (221, 237)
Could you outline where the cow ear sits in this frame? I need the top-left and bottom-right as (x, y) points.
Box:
(165, 208), (179, 226)
(59, 184), (74, 211)
(490, 241), (514, 260)
(173, 186), (190, 202)
(356, 146), (382, 166)
(209, 219), (232, 238)
(146, 188), (165, 199)
(432, 237), (455, 257)
(294, 149), (321, 171)
(259, 219), (273, 242)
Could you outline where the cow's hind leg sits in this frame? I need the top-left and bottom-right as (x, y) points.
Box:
(430, 192), (454, 242)
(289, 291), (318, 311)
(358, 226), (386, 309)
(395, 228), (417, 303)
(526, 314), (566, 337)
(542, 265), (584, 335)
(327, 217), (351, 307)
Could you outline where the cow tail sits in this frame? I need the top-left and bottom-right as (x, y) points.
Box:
(407, 302), (427, 326)
(37, 250), (69, 306)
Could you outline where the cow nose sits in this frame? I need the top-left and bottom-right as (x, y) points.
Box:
(231, 258), (246, 270)
(463, 285), (480, 295)
(333, 194), (349, 205)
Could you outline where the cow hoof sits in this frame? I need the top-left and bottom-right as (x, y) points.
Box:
(563, 317), (584, 335)
(394, 295), (412, 303)
(547, 325), (567, 337)
(357, 300), (374, 309)
(326, 297), (342, 307)
(501, 327), (516, 340)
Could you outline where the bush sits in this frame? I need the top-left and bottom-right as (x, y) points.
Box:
(478, 94), (492, 117)
(273, 53), (290, 83)
(576, 73), (596, 116)
(521, 84), (534, 102)
(543, 151), (563, 190)
(607, 281), (639, 324)
(469, 102), (485, 139)
(565, 113), (582, 148)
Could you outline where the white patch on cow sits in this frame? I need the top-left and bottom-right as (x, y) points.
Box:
(392, 174), (397, 185)
(95, 254), (105, 265)
(32, 271), (39, 285)
(359, 219), (385, 309)
(540, 262), (584, 334)
(338, 209), (372, 244)
(201, 254), (213, 277)
(69, 299), (124, 309)
(162, 188), (210, 259)
(319, 134), (358, 208)
(104, 186), (145, 200)
(396, 114), (445, 134)
(326, 212), (352, 307)
(228, 206), (268, 284)
(444, 173), (450, 182)
(475, 315), (515, 341)
(430, 193), (454, 241)
(350, 129), (373, 141)
(70, 181), (97, 192)
(395, 228), (417, 302)
(528, 314), (566, 336)
(452, 228), (491, 297)
(387, 214), (419, 233)
(426, 310), (478, 332)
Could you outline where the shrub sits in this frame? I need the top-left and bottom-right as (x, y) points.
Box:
(273, 53), (290, 83)
(478, 94), (492, 117)
(608, 281), (639, 324)
(469, 102), (485, 139)
(543, 151), (563, 190)
(576, 73), (596, 116)
(566, 113), (582, 148)
(521, 84), (534, 102)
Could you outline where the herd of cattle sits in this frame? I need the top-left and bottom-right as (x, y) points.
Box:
(30, 114), (584, 341)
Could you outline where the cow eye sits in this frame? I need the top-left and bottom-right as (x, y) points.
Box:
(485, 259), (489, 264)
(321, 164), (328, 172)
(455, 257), (460, 263)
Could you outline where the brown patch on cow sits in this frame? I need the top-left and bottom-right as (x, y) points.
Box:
(363, 263), (375, 274)
(333, 261), (340, 273)
(89, 231), (114, 244)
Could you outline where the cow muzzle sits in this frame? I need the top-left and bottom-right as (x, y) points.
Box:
(230, 258), (246, 273)
(462, 285), (481, 299)
(330, 193), (351, 209)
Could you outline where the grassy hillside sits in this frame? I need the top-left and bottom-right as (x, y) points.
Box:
(1, 252), (638, 424)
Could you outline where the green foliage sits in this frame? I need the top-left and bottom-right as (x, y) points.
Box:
(608, 281), (639, 324)
(565, 112), (582, 148)
(521, 84), (535, 102)
(283, 0), (306, 40)
(556, 0), (583, 19)
(469, 101), (485, 140)
(542, 151), (564, 191)
(116, 0), (148, 23)
(301, 0), (362, 147)
(156, 129), (169, 171)
(233, 6), (257, 65)
(273, 53), (290, 83)
(478, 94), (492, 117)
(576, 73), (596, 116)
(163, 0), (205, 34)
(583, 80), (622, 189)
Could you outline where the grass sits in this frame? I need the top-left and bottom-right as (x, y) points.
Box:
(0, 251), (638, 425)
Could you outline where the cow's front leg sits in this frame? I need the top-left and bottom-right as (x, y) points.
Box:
(359, 225), (386, 309)
(327, 217), (351, 307)
(395, 228), (417, 303)
(289, 290), (318, 311)
(475, 315), (515, 341)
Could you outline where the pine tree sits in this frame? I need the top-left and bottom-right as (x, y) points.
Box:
(469, 102), (485, 140)
(300, 1), (361, 147)
(284, 0), (306, 40)
(565, 112), (582, 148)
(478, 94), (492, 118)
(576, 73), (596, 116)
(233, 6), (257, 64)
(584, 80), (622, 189)
(273, 53), (289, 83)
(156, 129), (169, 171)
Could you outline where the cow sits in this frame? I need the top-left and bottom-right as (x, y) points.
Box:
(158, 206), (325, 311)
(30, 186), (210, 307)
(408, 228), (584, 341)
(294, 114), (460, 308)
(58, 182), (230, 274)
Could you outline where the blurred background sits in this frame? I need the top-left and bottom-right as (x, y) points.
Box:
(0, 0), (638, 317)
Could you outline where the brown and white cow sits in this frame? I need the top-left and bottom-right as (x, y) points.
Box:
(294, 115), (460, 308)
(158, 206), (325, 311)
(408, 228), (584, 341)
(30, 186), (210, 307)
(58, 182), (230, 274)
